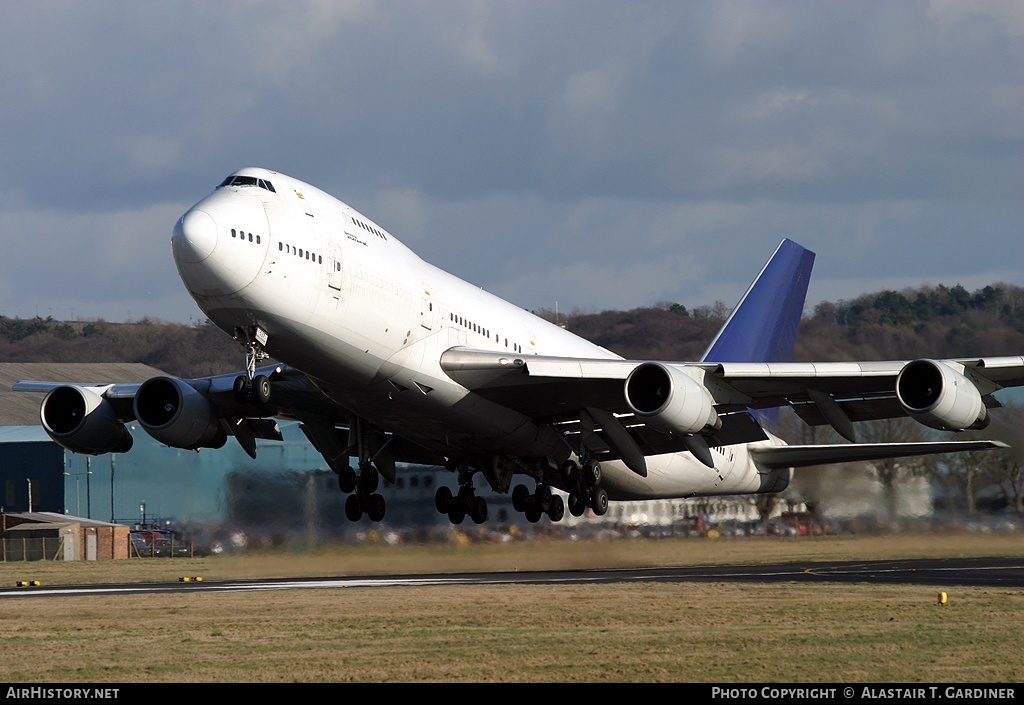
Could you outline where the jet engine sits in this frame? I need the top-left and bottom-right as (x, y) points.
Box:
(133, 377), (227, 450)
(40, 386), (134, 455)
(896, 359), (988, 432)
(624, 362), (721, 435)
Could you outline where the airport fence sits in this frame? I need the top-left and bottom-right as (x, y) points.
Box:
(1, 536), (63, 561)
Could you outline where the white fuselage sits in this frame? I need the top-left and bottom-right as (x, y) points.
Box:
(171, 168), (787, 501)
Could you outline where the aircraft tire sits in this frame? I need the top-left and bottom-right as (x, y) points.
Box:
(367, 493), (386, 522)
(512, 484), (529, 512)
(585, 461), (602, 488)
(525, 501), (542, 523)
(560, 460), (578, 484)
(448, 506), (466, 525)
(337, 466), (356, 493)
(470, 496), (488, 524)
(253, 375), (272, 404)
(435, 486), (453, 513)
(535, 484), (552, 512)
(359, 466), (379, 493)
(345, 494), (363, 521)
(232, 375), (251, 403)
(547, 494), (564, 522)
(568, 493), (586, 517)
(457, 486), (475, 507)
(590, 487), (609, 516)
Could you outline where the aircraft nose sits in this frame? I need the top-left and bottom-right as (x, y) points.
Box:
(172, 208), (218, 263)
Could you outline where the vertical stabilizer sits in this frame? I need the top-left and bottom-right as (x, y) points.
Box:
(700, 238), (815, 365)
(700, 239), (814, 431)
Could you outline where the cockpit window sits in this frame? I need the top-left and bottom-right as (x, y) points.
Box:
(218, 175), (276, 193)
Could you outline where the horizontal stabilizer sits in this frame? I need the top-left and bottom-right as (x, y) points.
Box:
(749, 440), (1007, 469)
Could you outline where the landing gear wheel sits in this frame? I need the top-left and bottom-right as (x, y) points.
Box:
(535, 484), (553, 513)
(561, 460), (579, 484)
(345, 494), (363, 521)
(232, 375), (251, 403)
(568, 493), (586, 517)
(547, 494), (564, 522)
(448, 505), (466, 525)
(457, 486), (475, 505)
(512, 484), (530, 513)
(337, 466), (356, 493)
(590, 487), (609, 516)
(366, 493), (386, 522)
(435, 486), (453, 514)
(470, 496), (488, 524)
(359, 465), (379, 493)
(584, 461), (602, 487)
(525, 501), (542, 523)
(253, 374), (272, 404)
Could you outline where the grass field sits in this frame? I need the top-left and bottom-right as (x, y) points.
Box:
(1, 532), (1022, 683)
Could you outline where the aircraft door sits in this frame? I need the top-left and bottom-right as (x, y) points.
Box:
(419, 282), (434, 330)
(328, 242), (343, 292)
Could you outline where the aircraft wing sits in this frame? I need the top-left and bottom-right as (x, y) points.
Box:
(440, 348), (1024, 447)
(12, 364), (443, 471)
(748, 440), (1008, 469)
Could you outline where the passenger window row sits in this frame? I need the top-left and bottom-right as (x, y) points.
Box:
(449, 312), (523, 353)
(278, 241), (323, 264)
(231, 229), (261, 244)
(352, 217), (388, 241)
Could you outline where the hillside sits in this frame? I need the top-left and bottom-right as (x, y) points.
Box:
(0, 317), (242, 378)
(3, 282), (1024, 378)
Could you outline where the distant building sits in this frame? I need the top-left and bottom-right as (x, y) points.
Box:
(0, 511), (129, 560)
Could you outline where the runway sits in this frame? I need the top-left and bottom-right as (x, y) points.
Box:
(1, 556), (1021, 599)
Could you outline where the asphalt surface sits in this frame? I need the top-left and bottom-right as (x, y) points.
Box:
(1, 556), (1021, 598)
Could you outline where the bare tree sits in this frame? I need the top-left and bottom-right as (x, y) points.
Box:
(855, 418), (928, 520)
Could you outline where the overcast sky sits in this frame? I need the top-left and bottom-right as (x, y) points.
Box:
(1, 1), (1021, 325)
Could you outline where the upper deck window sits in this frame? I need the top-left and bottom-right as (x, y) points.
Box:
(218, 175), (276, 193)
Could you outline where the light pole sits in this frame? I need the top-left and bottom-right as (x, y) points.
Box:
(64, 469), (93, 517)
(86, 457), (92, 518)
(110, 455), (116, 523)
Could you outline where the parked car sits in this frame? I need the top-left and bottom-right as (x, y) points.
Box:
(130, 529), (192, 558)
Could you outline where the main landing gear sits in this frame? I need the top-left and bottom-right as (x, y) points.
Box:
(434, 464), (488, 524)
(511, 482), (566, 523)
(560, 458), (609, 518)
(336, 461), (387, 523)
(504, 456), (609, 524)
(432, 455), (610, 526)
(332, 417), (391, 523)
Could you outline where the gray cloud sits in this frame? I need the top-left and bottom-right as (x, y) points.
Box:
(0, 0), (1021, 324)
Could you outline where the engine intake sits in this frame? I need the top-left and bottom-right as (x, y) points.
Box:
(134, 377), (227, 450)
(40, 386), (133, 455)
(624, 362), (721, 436)
(896, 359), (988, 432)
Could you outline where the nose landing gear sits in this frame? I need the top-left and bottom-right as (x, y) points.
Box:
(232, 326), (272, 405)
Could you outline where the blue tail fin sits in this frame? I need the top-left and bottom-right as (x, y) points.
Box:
(700, 239), (815, 364)
(700, 239), (815, 429)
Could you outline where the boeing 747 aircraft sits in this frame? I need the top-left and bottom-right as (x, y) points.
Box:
(15, 168), (1020, 524)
